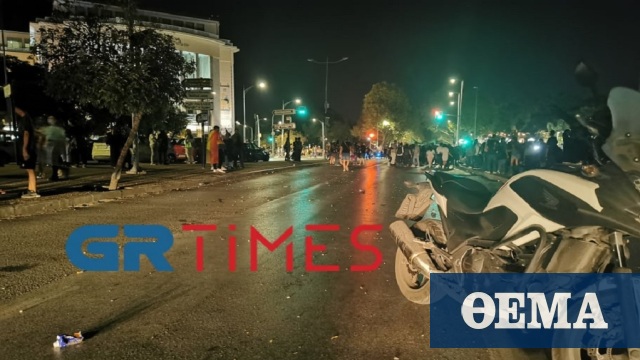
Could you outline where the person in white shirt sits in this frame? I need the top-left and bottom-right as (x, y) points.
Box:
(389, 141), (397, 166)
(436, 143), (450, 169)
(412, 143), (420, 167)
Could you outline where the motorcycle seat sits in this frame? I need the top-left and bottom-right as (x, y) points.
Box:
(427, 171), (494, 214)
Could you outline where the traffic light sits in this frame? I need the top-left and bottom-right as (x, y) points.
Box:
(434, 110), (444, 121)
(369, 133), (375, 138)
(269, 136), (273, 143)
(296, 106), (308, 117)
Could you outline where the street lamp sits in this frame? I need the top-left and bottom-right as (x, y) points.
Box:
(242, 81), (267, 142)
(307, 56), (349, 123)
(449, 78), (464, 144)
(313, 117), (326, 159)
(378, 120), (390, 148)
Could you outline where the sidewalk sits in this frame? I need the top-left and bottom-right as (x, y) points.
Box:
(0, 159), (325, 219)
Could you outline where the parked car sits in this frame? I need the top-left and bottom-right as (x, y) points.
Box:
(244, 142), (269, 162)
(92, 135), (174, 163)
(171, 137), (203, 162)
(0, 130), (18, 165)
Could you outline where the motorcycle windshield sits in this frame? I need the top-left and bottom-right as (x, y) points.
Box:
(602, 87), (640, 176)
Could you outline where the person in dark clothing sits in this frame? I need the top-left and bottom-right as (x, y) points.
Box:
(496, 138), (508, 174)
(573, 127), (595, 164)
(157, 130), (168, 165)
(293, 137), (303, 161)
(484, 135), (498, 173)
(546, 130), (561, 166)
(231, 129), (244, 169)
(106, 127), (123, 168)
(15, 107), (40, 198)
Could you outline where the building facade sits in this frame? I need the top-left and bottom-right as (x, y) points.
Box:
(30, 0), (238, 136)
(1, 30), (34, 64)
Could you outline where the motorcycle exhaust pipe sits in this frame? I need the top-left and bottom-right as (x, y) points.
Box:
(390, 220), (442, 277)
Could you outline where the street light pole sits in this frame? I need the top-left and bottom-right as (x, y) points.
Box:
(242, 81), (266, 143)
(280, 98), (301, 151)
(324, 57), (329, 115)
(473, 86), (478, 138)
(271, 114), (276, 155)
(313, 118), (325, 159)
(450, 78), (464, 144)
(242, 85), (250, 142)
(307, 56), (348, 124)
(254, 114), (258, 145)
(245, 125), (253, 142)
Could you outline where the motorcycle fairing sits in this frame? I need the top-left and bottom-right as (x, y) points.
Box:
(603, 87), (640, 175)
(440, 205), (518, 251)
(425, 172), (493, 214)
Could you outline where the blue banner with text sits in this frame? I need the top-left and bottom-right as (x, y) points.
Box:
(430, 273), (640, 348)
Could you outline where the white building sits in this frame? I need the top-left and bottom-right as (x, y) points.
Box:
(1, 30), (35, 64)
(30, 1), (239, 136)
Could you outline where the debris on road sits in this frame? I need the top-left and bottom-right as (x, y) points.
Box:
(53, 332), (84, 348)
(331, 335), (339, 340)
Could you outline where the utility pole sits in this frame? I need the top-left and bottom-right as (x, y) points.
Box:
(473, 86), (479, 138)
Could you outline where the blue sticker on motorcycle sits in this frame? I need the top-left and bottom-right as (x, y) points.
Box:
(429, 273), (640, 348)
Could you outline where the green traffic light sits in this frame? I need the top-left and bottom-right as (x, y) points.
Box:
(296, 106), (308, 116)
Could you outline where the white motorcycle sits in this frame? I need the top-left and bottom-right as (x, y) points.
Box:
(390, 87), (640, 360)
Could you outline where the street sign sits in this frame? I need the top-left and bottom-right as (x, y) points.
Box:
(274, 123), (296, 130)
(3, 84), (11, 98)
(196, 113), (209, 123)
(186, 90), (214, 99)
(182, 78), (212, 88)
(273, 108), (296, 116)
(183, 101), (213, 111)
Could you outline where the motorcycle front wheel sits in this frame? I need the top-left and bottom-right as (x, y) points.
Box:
(394, 248), (431, 304)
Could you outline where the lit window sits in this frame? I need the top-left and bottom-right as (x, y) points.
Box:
(6, 38), (21, 49)
(197, 54), (211, 78)
(182, 51), (196, 78)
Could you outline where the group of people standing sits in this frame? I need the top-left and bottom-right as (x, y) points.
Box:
(7, 107), (71, 198)
(283, 134), (303, 162)
(463, 129), (593, 176)
(207, 126), (246, 173)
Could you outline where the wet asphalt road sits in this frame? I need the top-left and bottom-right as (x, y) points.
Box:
(0, 161), (534, 360)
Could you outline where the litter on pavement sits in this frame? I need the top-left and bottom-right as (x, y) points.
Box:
(53, 332), (84, 348)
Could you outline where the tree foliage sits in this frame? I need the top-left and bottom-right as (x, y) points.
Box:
(359, 82), (413, 146)
(35, 0), (194, 189)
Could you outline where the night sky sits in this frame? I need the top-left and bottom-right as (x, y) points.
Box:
(4, 0), (640, 124)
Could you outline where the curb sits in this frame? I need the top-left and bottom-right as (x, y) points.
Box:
(0, 161), (323, 220)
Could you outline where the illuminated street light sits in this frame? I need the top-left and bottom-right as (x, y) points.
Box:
(382, 120), (390, 126)
(449, 77), (464, 144)
(450, 101), (455, 106)
(243, 80), (267, 142)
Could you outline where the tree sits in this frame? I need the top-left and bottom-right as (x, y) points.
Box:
(359, 82), (412, 147)
(36, 0), (194, 189)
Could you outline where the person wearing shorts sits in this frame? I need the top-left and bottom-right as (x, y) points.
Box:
(15, 107), (40, 198)
(339, 141), (351, 172)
